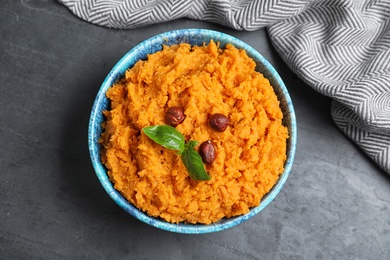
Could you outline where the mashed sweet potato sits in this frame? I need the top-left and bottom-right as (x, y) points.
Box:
(100, 40), (288, 224)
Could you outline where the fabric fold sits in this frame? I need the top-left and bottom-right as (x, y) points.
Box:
(267, 0), (390, 173)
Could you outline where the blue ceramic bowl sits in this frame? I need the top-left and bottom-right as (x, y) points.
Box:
(88, 29), (297, 234)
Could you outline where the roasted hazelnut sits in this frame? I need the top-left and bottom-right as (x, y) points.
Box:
(165, 106), (186, 126)
(209, 113), (229, 132)
(199, 140), (216, 164)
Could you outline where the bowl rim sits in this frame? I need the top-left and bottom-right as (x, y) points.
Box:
(88, 28), (297, 234)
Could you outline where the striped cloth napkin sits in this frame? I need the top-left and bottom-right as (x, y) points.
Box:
(59, 0), (390, 174)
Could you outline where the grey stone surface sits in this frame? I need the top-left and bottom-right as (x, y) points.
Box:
(1, 1), (389, 259)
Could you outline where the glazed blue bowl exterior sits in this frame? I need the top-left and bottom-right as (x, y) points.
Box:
(88, 29), (297, 234)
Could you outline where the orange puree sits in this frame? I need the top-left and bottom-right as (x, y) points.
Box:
(100, 40), (288, 224)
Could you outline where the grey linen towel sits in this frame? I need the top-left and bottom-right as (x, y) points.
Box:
(59, 0), (390, 174)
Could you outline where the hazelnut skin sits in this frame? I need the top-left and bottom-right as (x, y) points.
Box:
(199, 140), (216, 164)
(165, 107), (186, 126)
(209, 113), (229, 132)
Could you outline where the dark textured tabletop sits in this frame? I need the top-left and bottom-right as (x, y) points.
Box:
(1, 1), (389, 259)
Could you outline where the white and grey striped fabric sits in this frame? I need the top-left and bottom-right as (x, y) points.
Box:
(59, 0), (390, 174)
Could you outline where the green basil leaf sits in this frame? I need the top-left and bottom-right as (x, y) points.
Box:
(142, 125), (210, 181)
(181, 144), (210, 181)
(142, 125), (185, 153)
(186, 140), (198, 150)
